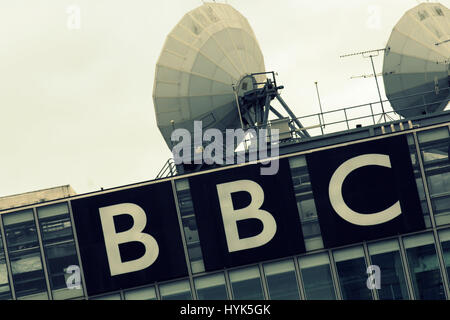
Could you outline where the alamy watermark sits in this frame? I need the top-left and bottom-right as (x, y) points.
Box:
(65, 265), (81, 290)
(66, 5), (81, 30)
(366, 265), (381, 290)
(171, 121), (280, 175)
(366, 5), (381, 30)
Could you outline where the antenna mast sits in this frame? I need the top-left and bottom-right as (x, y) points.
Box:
(340, 48), (392, 123)
(314, 82), (325, 128)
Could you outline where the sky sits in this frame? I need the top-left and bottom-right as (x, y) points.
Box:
(0, 0), (448, 197)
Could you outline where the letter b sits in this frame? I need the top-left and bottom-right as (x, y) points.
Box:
(216, 180), (277, 252)
(99, 203), (159, 276)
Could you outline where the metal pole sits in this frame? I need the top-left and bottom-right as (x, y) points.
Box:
(233, 87), (245, 130)
(369, 55), (386, 123)
(314, 82), (325, 127)
(275, 94), (310, 138)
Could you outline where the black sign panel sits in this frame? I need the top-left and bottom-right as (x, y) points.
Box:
(189, 158), (306, 271)
(71, 182), (188, 296)
(306, 135), (425, 248)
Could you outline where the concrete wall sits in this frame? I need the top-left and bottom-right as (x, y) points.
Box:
(0, 185), (76, 211)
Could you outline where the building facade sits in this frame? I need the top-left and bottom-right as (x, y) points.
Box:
(1, 112), (450, 300)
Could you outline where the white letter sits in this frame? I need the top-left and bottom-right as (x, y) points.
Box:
(66, 5), (81, 30)
(216, 180), (277, 252)
(366, 265), (381, 289)
(259, 129), (279, 176)
(367, 5), (381, 30)
(225, 129), (246, 164)
(65, 265), (81, 290)
(194, 121), (203, 164)
(99, 203), (159, 276)
(171, 128), (191, 165)
(203, 128), (224, 165)
(329, 154), (401, 226)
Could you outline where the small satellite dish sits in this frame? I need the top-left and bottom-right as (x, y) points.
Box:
(382, 2), (450, 118)
(153, 2), (266, 150)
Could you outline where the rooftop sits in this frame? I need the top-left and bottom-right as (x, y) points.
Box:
(0, 185), (76, 211)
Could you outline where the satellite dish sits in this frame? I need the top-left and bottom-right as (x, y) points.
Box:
(382, 2), (450, 118)
(153, 2), (266, 150)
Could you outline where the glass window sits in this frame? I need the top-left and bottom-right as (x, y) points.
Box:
(289, 156), (324, 251)
(368, 239), (409, 300)
(124, 286), (157, 300)
(439, 229), (450, 289)
(160, 279), (192, 300)
(263, 259), (300, 300)
(91, 293), (121, 300)
(176, 179), (205, 274)
(194, 273), (228, 300)
(403, 233), (446, 300)
(3, 210), (39, 251)
(417, 127), (450, 226)
(333, 246), (372, 300)
(37, 203), (74, 244)
(407, 134), (432, 228)
(229, 266), (264, 300)
(298, 252), (336, 300)
(0, 232), (12, 300)
(8, 249), (48, 300)
(37, 203), (83, 300)
(46, 242), (82, 300)
(3, 210), (48, 300)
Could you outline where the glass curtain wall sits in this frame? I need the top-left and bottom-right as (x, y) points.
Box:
(417, 127), (450, 226)
(0, 231), (12, 299)
(175, 179), (205, 274)
(263, 259), (300, 300)
(438, 229), (450, 290)
(37, 203), (83, 299)
(367, 239), (410, 300)
(298, 252), (336, 300)
(194, 273), (228, 300)
(2, 210), (48, 300)
(333, 246), (372, 300)
(288, 156), (324, 251)
(403, 233), (446, 300)
(229, 266), (264, 300)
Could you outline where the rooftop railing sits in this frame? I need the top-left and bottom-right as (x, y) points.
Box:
(288, 86), (450, 138)
(157, 87), (450, 178)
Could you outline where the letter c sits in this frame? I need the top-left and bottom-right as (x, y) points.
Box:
(328, 153), (401, 226)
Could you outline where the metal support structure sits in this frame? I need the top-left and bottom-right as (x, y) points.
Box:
(314, 81), (325, 128)
(398, 234), (417, 300)
(275, 94), (310, 138)
(67, 201), (89, 299)
(159, 71), (311, 178)
(362, 241), (379, 300)
(170, 180), (198, 300)
(263, 95), (271, 127)
(327, 249), (343, 300)
(368, 54), (387, 123)
(269, 106), (284, 119)
(258, 263), (270, 300)
(33, 207), (53, 300)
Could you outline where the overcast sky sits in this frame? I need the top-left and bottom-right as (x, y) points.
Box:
(0, 0), (447, 197)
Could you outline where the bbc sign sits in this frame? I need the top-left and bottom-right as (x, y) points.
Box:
(188, 158), (306, 271)
(71, 182), (188, 296)
(306, 135), (425, 248)
(71, 135), (425, 296)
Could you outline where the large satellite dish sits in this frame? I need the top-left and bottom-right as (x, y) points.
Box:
(383, 2), (450, 118)
(153, 2), (266, 150)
